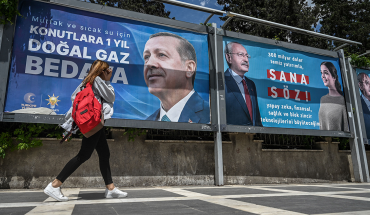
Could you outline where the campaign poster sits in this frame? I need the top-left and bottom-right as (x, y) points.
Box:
(5, 0), (210, 124)
(356, 68), (370, 141)
(223, 37), (349, 131)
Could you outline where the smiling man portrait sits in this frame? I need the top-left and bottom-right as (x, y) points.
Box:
(224, 42), (262, 126)
(143, 32), (210, 123)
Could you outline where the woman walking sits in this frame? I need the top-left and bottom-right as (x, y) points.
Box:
(44, 60), (127, 201)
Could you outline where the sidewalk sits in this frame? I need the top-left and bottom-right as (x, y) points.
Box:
(2, 183), (370, 214)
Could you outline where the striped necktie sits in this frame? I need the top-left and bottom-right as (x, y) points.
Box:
(161, 115), (171, 122)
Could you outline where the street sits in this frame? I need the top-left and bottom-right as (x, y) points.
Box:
(2, 183), (370, 214)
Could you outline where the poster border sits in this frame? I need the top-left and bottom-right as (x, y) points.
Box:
(0, 0), (358, 136)
(0, 17), (16, 121)
(0, 0), (215, 132)
(352, 66), (370, 143)
(217, 29), (353, 137)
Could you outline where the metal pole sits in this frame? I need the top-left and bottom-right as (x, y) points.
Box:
(333, 43), (349, 51)
(339, 50), (364, 182)
(358, 51), (370, 57)
(213, 22), (224, 186)
(0, 24), (3, 47)
(224, 12), (362, 46)
(0, 23), (3, 121)
(155, 0), (225, 15)
(203, 13), (214, 25)
(221, 17), (234, 29)
(345, 56), (370, 182)
(0, 21), (16, 119)
(157, 1), (361, 45)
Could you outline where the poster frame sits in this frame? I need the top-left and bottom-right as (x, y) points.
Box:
(216, 29), (353, 137)
(352, 66), (370, 144)
(344, 59), (370, 181)
(0, 0), (361, 136)
(0, 18), (16, 122)
(0, 0), (216, 132)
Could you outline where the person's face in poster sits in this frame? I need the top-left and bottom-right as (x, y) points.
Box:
(359, 74), (370, 100)
(226, 43), (250, 76)
(321, 64), (336, 89)
(143, 36), (195, 98)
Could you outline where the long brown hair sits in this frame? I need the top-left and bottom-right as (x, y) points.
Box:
(321, 61), (343, 95)
(82, 60), (109, 86)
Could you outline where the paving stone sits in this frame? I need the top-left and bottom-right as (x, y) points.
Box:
(334, 192), (370, 198)
(184, 187), (283, 196)
(2, 184), (370, 215)
(0, 206), (35, 215)
(232, 195), (370, 214)
(264, 186), (355, 192)
(0, 192), (48, 203)
(78, 189), (184, 200)
(72, 200), (254, 215)
(330, 184), (370, 190)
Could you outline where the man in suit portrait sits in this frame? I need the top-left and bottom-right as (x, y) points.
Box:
(224, 42), (262, 126)
(358, 73), (370, 140)
(143, 32), (210, 123)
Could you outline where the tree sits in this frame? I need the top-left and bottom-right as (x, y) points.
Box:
(0, 0), (21, 25)
(217, 0), (370, 64)
(313, 0), (370, 66)
(88, 0), (172, 18)
(217, 0), (321, 47)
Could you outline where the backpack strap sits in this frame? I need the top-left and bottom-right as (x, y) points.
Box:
(80, 83), (87, 91)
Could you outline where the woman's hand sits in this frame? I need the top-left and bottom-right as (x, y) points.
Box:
(102, 68), (113, 81)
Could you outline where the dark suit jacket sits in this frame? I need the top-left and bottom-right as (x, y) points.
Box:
(224, 68), (262, 126)
(146, 91), (210, 123)
(361, 96), (370, 140)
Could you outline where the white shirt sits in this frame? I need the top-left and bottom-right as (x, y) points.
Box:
(229, 69), (247, 102)
(362, 94), (370, 111)
(159, 89), (195, 122)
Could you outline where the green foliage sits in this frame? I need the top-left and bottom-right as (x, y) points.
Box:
(0, 132), (13, 158)
(87, 0), (171, 18)
(273, 35), (280, 41)
(0, 0), (21, 25)
(300, 135), (315, 146)
(313, 0), (370, 54)
(217, 0), (320, 47)
(333, 137), (350, 150)
(217, 0), (369, 54)
(123, 128), (146, 142)
(277, 134), (320, 149)
(14, 124), (43, 150)
(349, 54), (370, 68)
(0, 122), (64, 159)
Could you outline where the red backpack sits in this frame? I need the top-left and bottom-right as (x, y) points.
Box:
(60, 82), (104, 143)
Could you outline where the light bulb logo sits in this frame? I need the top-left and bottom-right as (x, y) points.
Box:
(46, 94), (60, 109)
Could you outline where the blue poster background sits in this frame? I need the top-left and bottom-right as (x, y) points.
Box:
(5, 0), (210, 122)
(223, 37), (348, 131)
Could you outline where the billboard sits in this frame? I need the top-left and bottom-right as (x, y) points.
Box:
(4, 0), (210, 124)
(222, 37), (349, 132)
(356, 68), (370, 141)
